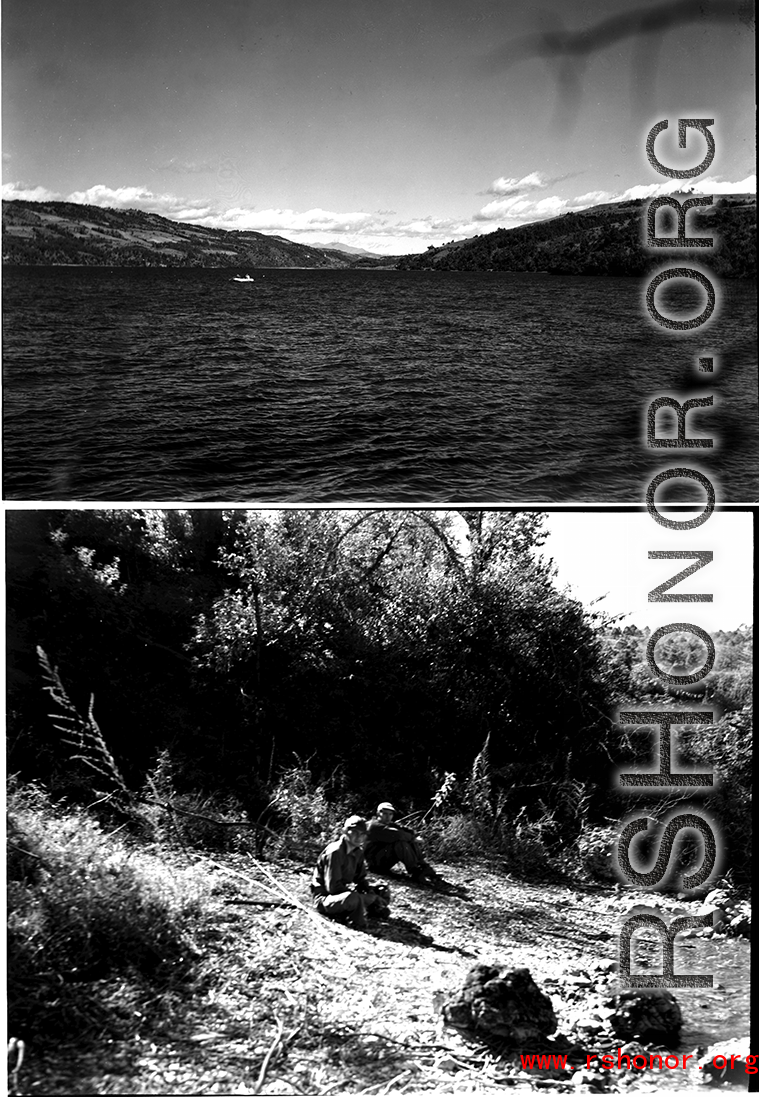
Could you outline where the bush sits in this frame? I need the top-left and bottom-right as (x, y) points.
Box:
(431, 813), (484, 859)
(158, 791), (259, 853)
(576, 825), (618, 883)
(266, 758), (348, 859)
(499, 811), (553, 878)
(426, 751), (563, 877)
(428, 807), (553, 878)
(6, 781), (208, 1044)
(678, 702), (752, 892)
(141, 749), (259, 853)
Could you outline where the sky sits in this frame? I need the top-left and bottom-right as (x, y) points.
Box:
(2, 0), (755, 254)
(539, 509), (753, 633)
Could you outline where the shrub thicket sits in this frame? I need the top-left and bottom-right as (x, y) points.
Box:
(141, 749), (260, 854)
(6, 781), (208, 1044)
(422, 744), (571, 878)
(266, 758), (353, 860)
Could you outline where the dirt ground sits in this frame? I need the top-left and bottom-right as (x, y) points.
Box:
(17, 853), (750, 1095)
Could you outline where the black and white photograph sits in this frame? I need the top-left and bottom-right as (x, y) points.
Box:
(4, 507), (754, 1093)
(1, 0), (756, 501)
(2, 1), (756, 1095)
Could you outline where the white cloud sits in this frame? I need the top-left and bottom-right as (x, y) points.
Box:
(485, 171), (547, 196)
(474, 192), (572, 224)
(287, 215), (482, 256)
(203, 209), (478, 254)
(205, 206), (379, 234)
(706, 174), (756, 194)
(66, 184), (216, 220)
(6, 170), (753, 259)
(2, 181), (62, 202)
(617, 174), (756, 202)
(571, 190), (611, 206)
(391, 216), (465, 236)
(200, 208), (480, 247)
(472, 172), (756, 230)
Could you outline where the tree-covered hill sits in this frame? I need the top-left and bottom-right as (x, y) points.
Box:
(5, 194), (752, 274)
(1, 199), (364, 268)
(397, 195), (756, 277)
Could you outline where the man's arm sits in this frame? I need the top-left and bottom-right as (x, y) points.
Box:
(367, 820), (415, 843)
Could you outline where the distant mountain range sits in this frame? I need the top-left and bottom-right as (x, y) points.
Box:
(2, 194), (755, 276)
(309, 240), (384, 257)
(397, 194), (756, 278)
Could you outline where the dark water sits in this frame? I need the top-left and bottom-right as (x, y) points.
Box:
(3, 267), (757, 501)
(633, 932), (750, 1092)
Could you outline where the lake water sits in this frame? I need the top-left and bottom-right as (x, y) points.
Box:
(3, 267), (757, 501)
(633, 931), (750, 1092)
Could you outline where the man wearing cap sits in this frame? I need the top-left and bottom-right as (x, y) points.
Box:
(365, 802), (440, 885)
(311, 815), (390, 930)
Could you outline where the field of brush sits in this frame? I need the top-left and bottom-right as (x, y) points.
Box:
(6, 791), (750, 1096)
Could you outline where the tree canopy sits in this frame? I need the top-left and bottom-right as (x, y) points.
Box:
(7, 509), (614, 808)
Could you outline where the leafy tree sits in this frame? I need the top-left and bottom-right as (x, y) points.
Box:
(5, 509), (241, 790)
(7, 508), (620, 823)
(189, 510), (612, 806)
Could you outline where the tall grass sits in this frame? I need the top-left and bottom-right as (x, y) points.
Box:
(6, 780), (209, 1045)
(424, 748), (563, 878)
(141, 748), (260, 853)
(266, 758), (349, 859)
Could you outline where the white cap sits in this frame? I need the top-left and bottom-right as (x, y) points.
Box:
(377, 801), (396, 813)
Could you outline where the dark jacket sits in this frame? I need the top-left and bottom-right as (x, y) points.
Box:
(311, 836), (369, 896)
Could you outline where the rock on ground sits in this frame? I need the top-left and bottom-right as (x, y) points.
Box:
(606, 988), (682, 1047)
(442, 964), (557, 1044)
(699, 1036), (752, 1086)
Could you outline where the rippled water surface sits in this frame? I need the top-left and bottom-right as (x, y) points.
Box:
(3, 267), (757, 501)
(633, 932), (750, 1092)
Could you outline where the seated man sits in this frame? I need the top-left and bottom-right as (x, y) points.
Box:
(311, 815), (390, 930)
(365, 801), (440, 885)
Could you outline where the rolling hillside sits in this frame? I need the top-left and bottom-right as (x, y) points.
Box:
(3, 195), (754, 275)
(1, 200), (356, 268)
(397, 195), (756, 277)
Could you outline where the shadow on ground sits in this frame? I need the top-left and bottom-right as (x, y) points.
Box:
(371, 915), (476, 957)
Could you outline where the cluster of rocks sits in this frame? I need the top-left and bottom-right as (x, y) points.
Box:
(694, 888), (751, 939)
(442, 960), (685, 1049)
(441, 960), (753, 1090)
(544, 961), (685, 1049)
